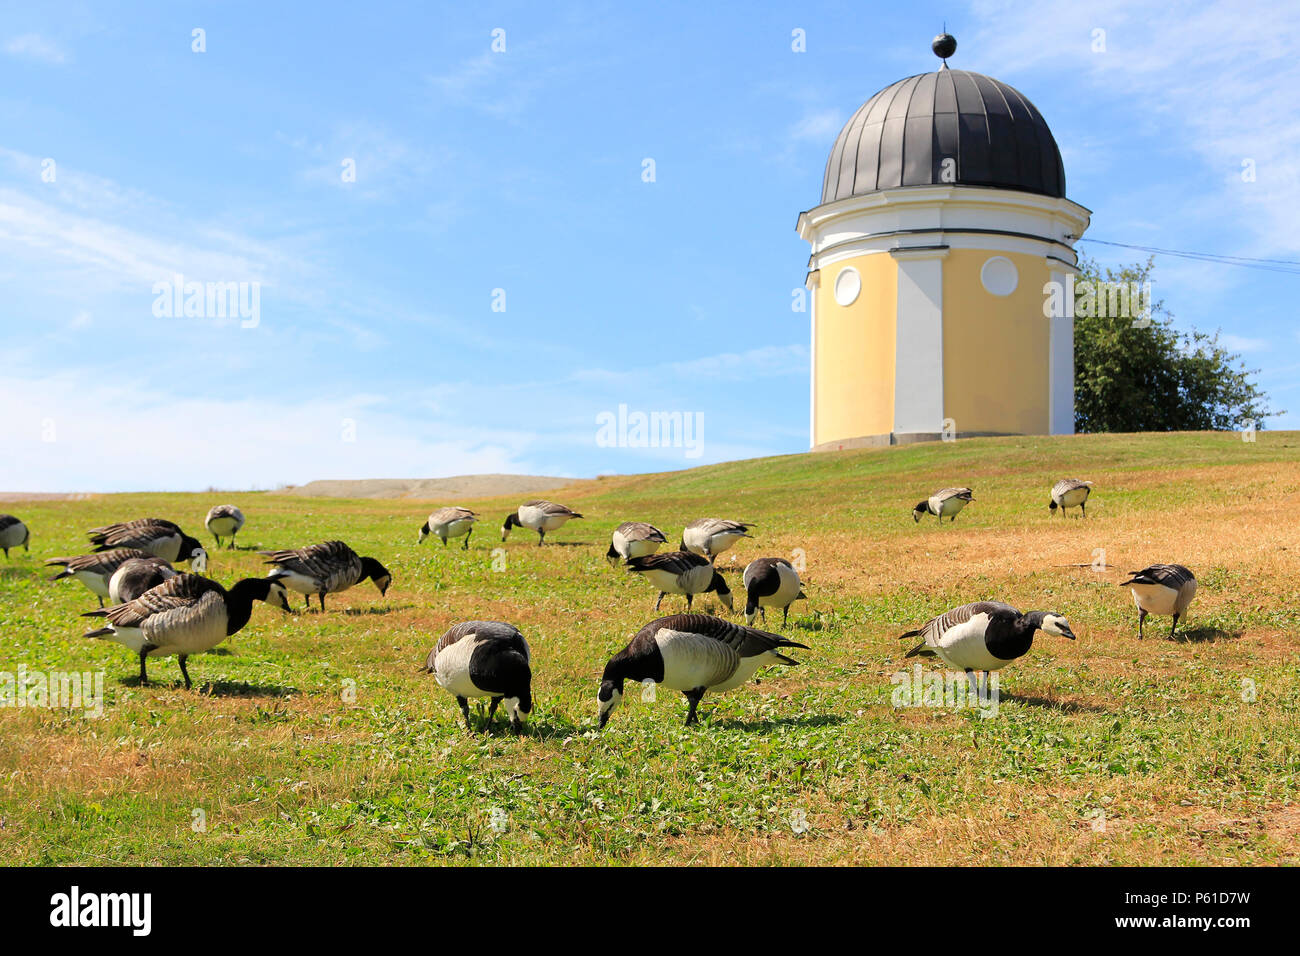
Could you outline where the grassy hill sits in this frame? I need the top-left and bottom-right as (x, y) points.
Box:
(2, 431), (1298, 865)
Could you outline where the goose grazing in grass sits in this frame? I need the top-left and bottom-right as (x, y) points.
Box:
(680, 518), (754, 563)
(597, 613), (808, 728)
(606, 521), (668, 565)
(626, 550), (733, 612)
(260, 540), (392, 610)
(501, 500), (584, 546)
(82, 573), (292, 689)
(912, 487), (974, 524)
(87, 518), (208, 569)
(108, 556), (177, 604)
(418, 506), (478, 549)
(205, 504), (245, 549)
(1119, 564), (1197, 639)
(46, 548), (157, 607)
(0, 514), (30, 558)
(899, 601), (1076, 694)
(423, 621), (532, 732)
(1049, 479), (1093, 517)
(742, 557), (805, 626)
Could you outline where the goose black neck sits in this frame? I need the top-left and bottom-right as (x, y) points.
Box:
(986, 612), (1039, 661)
(225, 578), (272, 634)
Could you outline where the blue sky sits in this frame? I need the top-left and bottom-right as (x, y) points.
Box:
(2, 0), (1297, 492)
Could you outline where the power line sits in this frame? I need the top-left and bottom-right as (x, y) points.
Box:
(1075, 238), (1300, 275)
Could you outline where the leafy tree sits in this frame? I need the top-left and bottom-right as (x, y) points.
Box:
(1072, 256), (1279, 432)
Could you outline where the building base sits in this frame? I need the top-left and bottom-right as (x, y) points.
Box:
(810, 431), (1020, 452)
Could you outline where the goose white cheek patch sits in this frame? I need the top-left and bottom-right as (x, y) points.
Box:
(641, 679), (657, 702)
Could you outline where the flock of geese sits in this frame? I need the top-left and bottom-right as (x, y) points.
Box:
(0, 477), (1201, 729)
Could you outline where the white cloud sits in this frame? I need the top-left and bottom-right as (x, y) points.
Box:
(0, 374), (537, 493)
(1218, 333), (1269, 353)
(4, 33), (68, 65)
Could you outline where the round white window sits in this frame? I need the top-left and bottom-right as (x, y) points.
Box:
(980, 256), (1018, 296)
(833, 266), (861, 306)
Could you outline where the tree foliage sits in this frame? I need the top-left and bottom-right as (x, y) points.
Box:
(1073, 257), (1279, 432)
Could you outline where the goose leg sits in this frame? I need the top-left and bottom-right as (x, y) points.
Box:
(782, 605), (789, 627)
(537, 529), (545, 547)
(463, 528), (472, 550)
(1138, 608), (1147, 639)
(964, 668), (979, 700)
(442, 537), (449, 547)
(98, 596), (104, 608)
(486, 697), (500, 729)
(178, 654), (192, 690)
(1081, 502), (1087, 519)
(683, 688), (705, 726)
(654, 592), (665, 612)
(760, 607), (767, 624)
(1169, 613), (1179, 640)
(138, 650), (150, 687)
(685, 593), (694, 611)
(457, 696), (472, 731)
(319, 592), (327, 611)
(230, 534), (237, 550)
(304, 594), (311, 609)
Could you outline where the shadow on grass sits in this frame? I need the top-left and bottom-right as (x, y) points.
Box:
(709, 713), (849, 732)
(0, 564), (37, 579)
(999, 692), (1114, 715)
(1172, 627), (1241, 644)
(341, 603), (416, 616)
(199, 680), (298, 698)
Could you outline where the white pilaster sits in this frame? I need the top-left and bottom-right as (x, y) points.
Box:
(1048, 265), (1076, 434)
(891, 248), (947, 436)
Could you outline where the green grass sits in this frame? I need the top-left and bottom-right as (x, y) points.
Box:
(2, 431), (1299, 864)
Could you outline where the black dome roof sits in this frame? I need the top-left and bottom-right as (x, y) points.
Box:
(821, 68), (1065, 204)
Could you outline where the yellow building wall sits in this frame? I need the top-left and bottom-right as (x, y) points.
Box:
(814, 253), (896, 447)
(941, 249), (1051, 435)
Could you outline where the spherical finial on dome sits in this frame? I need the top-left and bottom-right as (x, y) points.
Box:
(932, 33), (957, 61)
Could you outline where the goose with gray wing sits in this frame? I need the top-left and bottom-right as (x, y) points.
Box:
(205, 505), (245, 549)
(81, 573), (292, 689)
(46, 548), (157, 607)
(742, 557), (805, 626)
(0, 514), (30, 558)
(1049, 479), (1093, 517)
(418, 506), (479, 549)
(597, 613), (808, 728)
(260, 540), (392, 610)
(87, 518), (208, 569)
(423, 620), (532, 732)
(1119, 564), (1197, 639)
(501, 500), (584, 546)
(606, 521), (668, 565)
(625, 549), (733, 612)
(912, 488), (974, 524)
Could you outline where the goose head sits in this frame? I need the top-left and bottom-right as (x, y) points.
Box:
(1037, 612), (1076, 640)
(597, 679), (624, 729)
(501, 512), (520, 541)
(1048, 499), (1059, 512)
(911, 501), (929, 522)
(417, 521), (430, 544)
(360, 557), (392, 596)
(265, 581), (293, 612)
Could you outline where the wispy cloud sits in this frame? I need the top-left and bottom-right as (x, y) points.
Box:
(4, 33), (68, 65)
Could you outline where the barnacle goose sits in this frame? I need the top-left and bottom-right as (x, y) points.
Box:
(418, 506), (479, 549)
(0, 514), (30, 558)
(82, 573), (292, 688)
(501, 500), (584, 546)
(423, 620), (532, 732)
(205, 505), (245, 549)
(912, 488), (974, 524)
(1119, 564), (1197, 639)
(680, 518), (753, 563)
(606, 521), (668, 565)
(625, 550), (733, 612)
(1049, 479), (1093, 517)
(899, 601), (1076, 694)
(108, 556), (177, 604)
(260, 540), (392, 610)
(46, 548), (157, 607)
(87, 518), (208, 569)
(597, 613), (808, 728)
(742, 557), (805, 627)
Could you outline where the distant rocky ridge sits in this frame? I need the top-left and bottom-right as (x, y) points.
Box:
(281, 474), (576, 500)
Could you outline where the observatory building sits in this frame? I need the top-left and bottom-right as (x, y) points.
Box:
(797, 35), (1091, 450)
